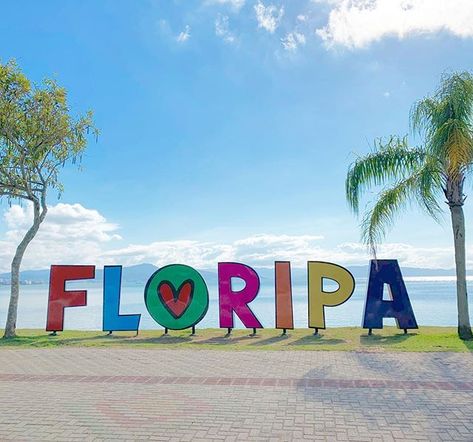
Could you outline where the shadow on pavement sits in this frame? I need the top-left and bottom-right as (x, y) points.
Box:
(359, 331), (414, 346)
(289, 334), (346, 346)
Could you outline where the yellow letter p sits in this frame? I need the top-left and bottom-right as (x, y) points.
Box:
(308, 261), (355, 330)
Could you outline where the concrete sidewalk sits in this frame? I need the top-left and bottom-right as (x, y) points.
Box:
(0, 349), (472, 441)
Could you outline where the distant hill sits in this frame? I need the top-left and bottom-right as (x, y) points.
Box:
(0, 263), (159, 285)
(254, 265), (462, 285)
(0, 262), (464, 286)
(0, 263), (223, 285)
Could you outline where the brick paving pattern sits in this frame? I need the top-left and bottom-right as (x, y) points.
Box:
(0, 348), (472, 441)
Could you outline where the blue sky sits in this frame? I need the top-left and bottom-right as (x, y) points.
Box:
(1, 0), (473, 271)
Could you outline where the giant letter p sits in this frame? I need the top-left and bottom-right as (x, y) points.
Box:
(308, 261), (355, 330)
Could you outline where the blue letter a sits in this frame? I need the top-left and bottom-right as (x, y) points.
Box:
(363, 260), (418, 331)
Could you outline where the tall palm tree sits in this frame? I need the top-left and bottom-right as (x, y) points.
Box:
(346, 72), (473, 340)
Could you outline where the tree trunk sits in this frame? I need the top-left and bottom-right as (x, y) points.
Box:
(449, 204), (473, 339)
(3, 199), (47, 338)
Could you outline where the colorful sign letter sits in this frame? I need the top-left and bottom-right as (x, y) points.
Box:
(144, 264), (209, 330)
(46, 265), (95, 332)
(103, 266), (141, 332)
(362, 259), (418, 331)
(308, 261), (355, 330)
(218, 262), (263, 329)
(275, 261), (294, 330)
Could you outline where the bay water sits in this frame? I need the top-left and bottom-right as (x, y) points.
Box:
(1, 277), (472, 330)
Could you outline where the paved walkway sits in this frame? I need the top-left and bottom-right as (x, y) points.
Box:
(0, 349), (472, 441)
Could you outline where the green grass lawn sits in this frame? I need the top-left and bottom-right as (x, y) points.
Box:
(0, 327), (472, 351)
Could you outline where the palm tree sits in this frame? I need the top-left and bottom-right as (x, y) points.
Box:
(346, 72), (473, 340)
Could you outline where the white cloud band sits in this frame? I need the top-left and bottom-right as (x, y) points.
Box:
(0, 203), (462, 272)
(316, 0), (473, 49)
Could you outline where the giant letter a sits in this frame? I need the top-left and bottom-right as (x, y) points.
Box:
(363, 260), (418, 332)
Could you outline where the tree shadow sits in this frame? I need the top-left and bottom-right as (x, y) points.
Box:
(289, 334), (346, 346)
(359, 331), (414, 347)
(0, 332), (196, 347)
(193, 335), (258, 346)
(0, 333), (102, 347)
(461, 340), (473, 351)
(57, 334), (118, 344)
(248, 334), (290, 346)
(355, 332), (473, 381)
(0, 335), (49, 347)
(123, 335), (193, 345)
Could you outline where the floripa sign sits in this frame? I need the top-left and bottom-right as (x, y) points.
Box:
(45, 259), (419, 335)
(46, 260), (418, 333)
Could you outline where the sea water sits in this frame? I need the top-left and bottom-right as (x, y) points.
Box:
(0, 277), (472, 330)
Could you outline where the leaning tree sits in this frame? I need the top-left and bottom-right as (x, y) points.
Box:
(346, 72), (473, 340)
(0, 60), (97, 338)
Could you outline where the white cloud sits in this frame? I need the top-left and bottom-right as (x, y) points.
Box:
(254, 1), (284, 33)
(297, 14), (307, 22)
(215, 14), (236, 43)
(101, 233), (461, 271)
(316, 0), (473, 49)
(281, 31), (306, 51)
(0, 204), (465, 272)
(205, 0), (245, 11)
(0, 203), (121, 272)
(101, 233), (347, 269)
(176, 25), (191, 43)
(102, 240), (234, 270)
(339, 242), (458, 270)
(5, 203), (120, 243)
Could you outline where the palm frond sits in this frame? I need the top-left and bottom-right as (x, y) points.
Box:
(410, 97), (436, 135)
(362, 179), (412, 256)
(362, 158), (444, 254)
(345, 136), (425, 214)
(415, 157), (444, 222)
(411, 72), (473, 177)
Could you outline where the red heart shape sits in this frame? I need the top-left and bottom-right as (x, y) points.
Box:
(158, 280), (194, 318)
